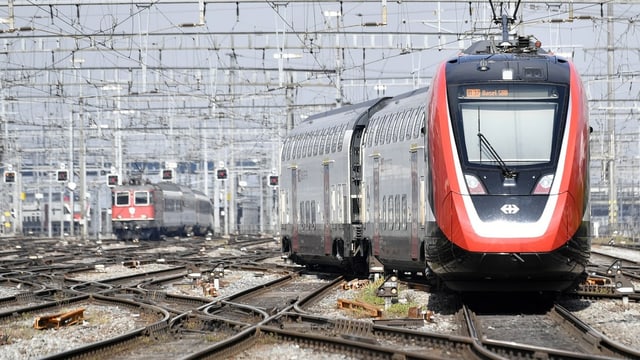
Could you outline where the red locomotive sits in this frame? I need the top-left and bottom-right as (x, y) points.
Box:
(111, 180), (214, 241)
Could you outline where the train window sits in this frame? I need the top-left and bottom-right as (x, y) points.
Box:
(381, 195), (386, 230)
(306, 133), (313, 157)
(385, 115), (393, 144)
(318, 129), (324, 155)
(134, 191), (149, 205)
(402, 110), (411, 140)
(312, 131), (319, 156)
(392, 195), (397, 230)
(319, 129), (325, 155)
(290, 136), (297, 159)
(298, 135), (305, 159)
(373, 117), (381, 146)
(115, 192), (129, 206)
(376, 115), (387, 145)
(329, 126), (338, 153)
(388, 196), (394, 230)
(366, 117), (375, 147)
(392, 113), (401, 143)
(296, 135), (303, 159)
(329, 185), (337, 223)
(282, 139), (290, 161)
(299, 201), (304, 226)
(404, 110), (413, 140)
(288, 139), (294, 160)
(281, 140), (288, 161)
(324, 129), (331, 154)
(293, 137), (299, 159)
(289, 138), (295, 160)
(415, 108), (422, 138)
(339, 184), (345, 223)
(312, 130), (319, 156)
(364, 118), (372, 147)
(402, 194), (408, 230)
(397, 112), (406, 142)
(301, 134), (307, 158)
(311, 200), (316, 225)
(460, 102), (555, 165)
(380, 116), (388, 145)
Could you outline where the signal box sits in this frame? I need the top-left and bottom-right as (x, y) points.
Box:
(161, 169), (174, 181)
(56, 169), (69, 182)
(268, 175), (279, 187)
(107, 174), (119, 187)
(216, 168), (228, 180)
(4, 171), (16, 183)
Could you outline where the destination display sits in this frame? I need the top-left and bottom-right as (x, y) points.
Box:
(458, 85), (561, 100)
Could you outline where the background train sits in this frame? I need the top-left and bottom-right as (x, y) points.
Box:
(111, 179), (214, 241)
(279, 35), (591, 292)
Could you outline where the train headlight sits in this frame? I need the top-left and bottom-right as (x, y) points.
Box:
(464, 174), (487, 195)
(532, 174), (554, 195)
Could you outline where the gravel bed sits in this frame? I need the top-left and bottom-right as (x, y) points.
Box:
(594, 245), (640, 262)
(303, 281), (460, 334)
(2, 240), (639, 359)
(559, 296), (640, 351)
(0, 284), (29, 298)
(162, 269), (283, 298)
(230, 343), (355, 360)
(0, 303), (141, 360)
(65, 262), (176, 282)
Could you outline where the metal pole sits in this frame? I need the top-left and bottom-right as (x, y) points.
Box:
(607, 3), (617, 235)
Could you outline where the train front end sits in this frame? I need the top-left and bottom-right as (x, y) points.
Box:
(426, 49), (591, 292)
(111, 184), (157, 241)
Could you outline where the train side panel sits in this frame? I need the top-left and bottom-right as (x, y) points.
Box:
(280, 99), (386, 273)
(361, 87), (431, 274)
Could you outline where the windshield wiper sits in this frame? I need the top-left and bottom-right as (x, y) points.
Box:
(477, 132), (517, 178)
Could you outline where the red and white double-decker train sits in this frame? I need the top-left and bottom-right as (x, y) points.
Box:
(279, 35), (591, 292)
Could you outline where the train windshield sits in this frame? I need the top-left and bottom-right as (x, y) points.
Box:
(134, 191), (150, 205)
(114, 191), (129, 206)
(454, 84), (564, 167)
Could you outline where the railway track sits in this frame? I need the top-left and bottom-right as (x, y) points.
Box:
(461, 303), (640, 359)
(1, 236), (640, 359)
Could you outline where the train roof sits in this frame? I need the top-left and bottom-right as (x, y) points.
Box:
(379, 87), (429, 106)
(293, 97), (388, 134)
(291, 87), (429, 134)
(445, 52), (571, 85)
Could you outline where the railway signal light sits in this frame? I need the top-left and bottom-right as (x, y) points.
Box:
(268, 175), (279, 187)
(107, 174), (119, 187)
(56, 169), (69, 182)
(216, 168), (228, 180)
(161, 169), (174, 181)
(4, 171), (16, 183)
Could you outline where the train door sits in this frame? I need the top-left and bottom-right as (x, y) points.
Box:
(372, 154), (381, 256)
(323, 161), (331, 255)
(410, 148), (420, 260)
(290, 166), (299, 252)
